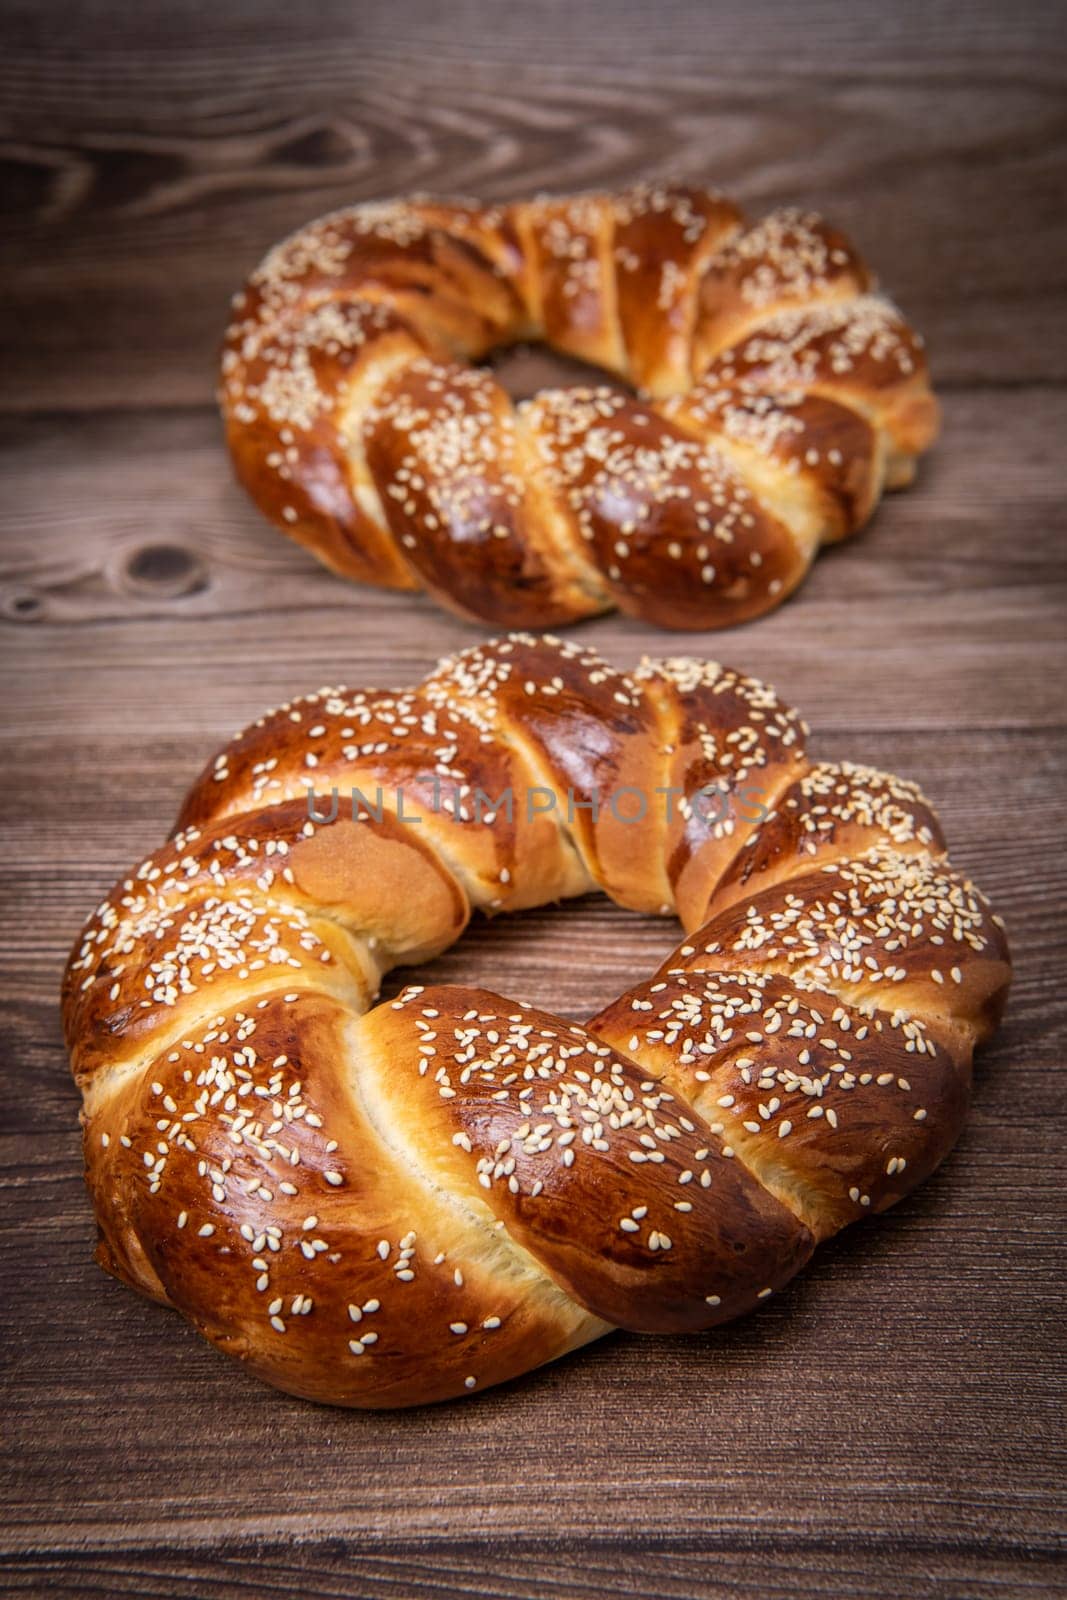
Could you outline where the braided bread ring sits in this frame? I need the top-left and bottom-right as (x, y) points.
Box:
(64, 636), (1008, 1408)
(222, 187), (939, 629)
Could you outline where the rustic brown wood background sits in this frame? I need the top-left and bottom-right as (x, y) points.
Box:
(2, 1), (1065, 1595)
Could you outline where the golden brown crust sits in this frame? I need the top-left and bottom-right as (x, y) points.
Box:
(222, 188), (939, 628)
(611, 185), (744, 398)
(83, 991), (606, 1408)
(522, 388), (810, 628)
(679, 847), (1011, 1053)
(590, 968), (969, 1243)
(663, 385), (884, 550)
(222, 299), (428, 588)
(65, 636), (1009, 1407)
(361, 986), (814, 1335)
(688, 209), (871, 372)
(707, 760), (946, 918)
(363, 361), (603, 626)
(696, 294), (940, 482)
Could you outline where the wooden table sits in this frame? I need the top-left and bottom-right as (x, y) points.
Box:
(2, 2), (1065, 1594)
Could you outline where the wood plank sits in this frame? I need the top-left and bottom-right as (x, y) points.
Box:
(2, 1544), (1065, 1600)
(2, 0), (1066, 409)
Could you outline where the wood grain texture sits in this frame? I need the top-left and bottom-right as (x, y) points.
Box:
(2, 0), (1066, 1594)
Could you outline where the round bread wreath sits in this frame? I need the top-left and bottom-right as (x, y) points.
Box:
(64, 635), (1009, 1408)
(222, 186), (939, 630)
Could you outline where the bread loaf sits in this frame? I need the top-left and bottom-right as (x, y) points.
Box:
(64, 635), (1007, 1406)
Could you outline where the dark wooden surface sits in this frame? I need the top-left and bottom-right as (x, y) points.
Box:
(2, 2), (1066, 1596)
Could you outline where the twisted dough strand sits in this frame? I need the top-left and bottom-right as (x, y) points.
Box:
(222, 187), (939, 628)
(64, 636), (1008, 1407)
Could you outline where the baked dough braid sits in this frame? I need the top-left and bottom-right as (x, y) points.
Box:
(222, 187), (939, 629)
(64, 636), (1008, 1407)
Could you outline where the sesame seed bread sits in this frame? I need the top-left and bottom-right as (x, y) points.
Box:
(221, 187), (939, 629)
(63, 635), (1008, 1407)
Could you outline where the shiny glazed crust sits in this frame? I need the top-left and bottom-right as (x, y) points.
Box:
(221, 188), (939, 629)
(63, 636), (1008, 1407)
